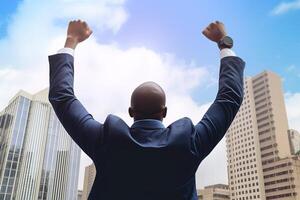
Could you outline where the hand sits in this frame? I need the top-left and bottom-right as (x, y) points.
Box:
(64, 20), (93, 49)
(202, 21), (226, 43)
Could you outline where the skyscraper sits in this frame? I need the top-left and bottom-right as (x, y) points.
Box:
(82, 164), (96, 200)
(288, 129), (300, 155)
(226, 71), (300, 200)
(78, 190), (83, 200)
(0, 89), (81, 200)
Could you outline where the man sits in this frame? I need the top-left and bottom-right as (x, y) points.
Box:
(48, 20), (245, 200)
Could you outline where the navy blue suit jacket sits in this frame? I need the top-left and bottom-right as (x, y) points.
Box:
(48, 53), (245, 200)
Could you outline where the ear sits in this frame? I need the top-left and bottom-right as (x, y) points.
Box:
(162, 107), (167, 118)
(128, 107), (134, 118)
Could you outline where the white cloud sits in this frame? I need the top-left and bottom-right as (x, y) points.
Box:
(285, 64), (300, 79)
(286, 64), (296, 72)
(285, 93), (300, 131)
(271, 0), (300, 15)
(0, 0), (227, 191)
(0, 0), (128, 70)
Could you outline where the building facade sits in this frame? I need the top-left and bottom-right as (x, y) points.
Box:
(226, 74), (267, 200)
(78, 190), (83, 200)
(288, 129), (300, 155)
(197, 184), (230, 200)
(226, 71), (300, 200)
(0, 89), (81, 200)
(263, 156), (300, 199)
(82, 164), (96, 200)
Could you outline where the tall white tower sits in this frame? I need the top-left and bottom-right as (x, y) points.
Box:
(0, 89), (80, 200)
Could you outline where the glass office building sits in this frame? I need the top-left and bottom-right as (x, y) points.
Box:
(0, 89), (80, 200)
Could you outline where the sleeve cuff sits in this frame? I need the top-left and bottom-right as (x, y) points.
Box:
(220, 48), (236, 59)
(57, 48), (74, 57)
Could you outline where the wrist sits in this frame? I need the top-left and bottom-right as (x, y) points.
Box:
(217, 36), (233, 50)
(64, 36), (79, 49)
(218, 45), (227, 51)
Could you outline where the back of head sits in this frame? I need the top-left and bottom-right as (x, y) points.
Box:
(129, 82), (167, 121)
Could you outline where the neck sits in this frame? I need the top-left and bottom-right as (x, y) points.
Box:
(134, 117), (163, 122)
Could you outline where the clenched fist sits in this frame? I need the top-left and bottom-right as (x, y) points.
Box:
(64, 20), (93, 49)
(202, 21), (226, 43)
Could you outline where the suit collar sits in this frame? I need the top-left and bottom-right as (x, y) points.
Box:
(131, 119), (165, 129)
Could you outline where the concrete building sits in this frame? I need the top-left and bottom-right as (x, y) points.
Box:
(263, 156), (300, 199)
(226, 72), (268, 200)
(82, 164), (96, 200)
(197, 184), (230, 200)
(226, 71), (300, 200)
(0, 89), (81, 200)
(288, 129), (300, 155)
(78, 190), (83, 200)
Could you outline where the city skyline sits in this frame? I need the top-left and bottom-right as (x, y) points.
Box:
(1, 0), (300, 191)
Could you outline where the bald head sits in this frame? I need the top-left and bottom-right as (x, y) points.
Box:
(129, 82), (167, 121)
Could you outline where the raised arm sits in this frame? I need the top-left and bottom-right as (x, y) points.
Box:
(193, 21), (245, 160)
(48, 20), (102, 160)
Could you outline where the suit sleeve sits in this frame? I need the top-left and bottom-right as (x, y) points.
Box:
(194, 56), (245, 160)
(48, 53), (103, 160)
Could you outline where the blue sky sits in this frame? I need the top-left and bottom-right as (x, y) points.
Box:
(101, 0), (299, 98)
(109, 0), (300, 97)
(0, 0), (19, 37)
(1, 0), (299, 104)
(1, 0), (300, 190)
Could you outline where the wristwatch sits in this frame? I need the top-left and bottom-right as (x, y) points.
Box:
(218, 36), (233, 49)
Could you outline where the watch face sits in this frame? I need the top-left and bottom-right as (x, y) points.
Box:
(224, 36), (233, 47)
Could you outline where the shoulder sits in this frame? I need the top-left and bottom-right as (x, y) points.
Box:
(164, 117), (195, 151)
(103, 114), (129, 131)
(99, 114), (130, 146)
(167, 117), (194, 131)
